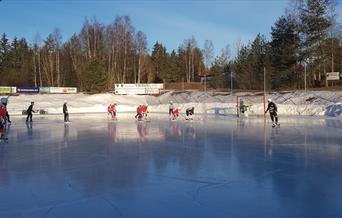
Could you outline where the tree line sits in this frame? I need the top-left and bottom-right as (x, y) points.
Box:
(0, 0), (341, 92)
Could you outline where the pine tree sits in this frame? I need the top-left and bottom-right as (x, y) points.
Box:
(151, 42), (167, 82)
(0, 33), (10, 68)
(270, 15), (300, 89)
(81, 60), (107, 92)
(300, 0), (333, 86)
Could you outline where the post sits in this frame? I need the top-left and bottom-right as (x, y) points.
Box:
(230, 72), (233, 95)
(304, 63), (307, 94)
(204, 74), (207, 93)
(263, 67), (266, 119)
(263, 67), (266, 94)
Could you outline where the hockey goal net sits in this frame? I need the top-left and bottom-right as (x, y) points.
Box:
(236, 93), (266, 117)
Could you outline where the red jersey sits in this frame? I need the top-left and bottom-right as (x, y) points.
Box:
(137, 105), (143, 114)
(0, 106), (6, 119)
(172, 108), (179, 116)
(110, 104), (116, 112)
(141, 105), (148, 113)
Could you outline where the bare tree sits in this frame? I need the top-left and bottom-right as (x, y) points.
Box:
(181, 36), (197, 82)
(135, 31), (147, 84)
(33, 33), (42, 86)
(220, 44), (231, 65)
(203, 40), (214, 70)
(52, 28), (62, 86)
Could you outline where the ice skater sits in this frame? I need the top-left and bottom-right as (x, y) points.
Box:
(26, 102), (37, 122)
(141, 104), (149, 120)
(169, 101), (174, 117)
(265, 98), (279, 127)
(63, 101), (70, 122)
(1, 97), (11, 123)
(239, 99), (249, 117)
(185, 107), (194, 120)
(107, 103), (117, 120)
(135, 105), (144, 121)
(0, 103), (7, 141)
(111, 103), (117, 120)
(107, 104), (113, 117)
(171, 107), (180, 120)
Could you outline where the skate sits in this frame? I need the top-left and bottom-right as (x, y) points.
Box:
(111, 117), (118, 121)
(0, 135), (8, 143)
(272, 123), (280, 128)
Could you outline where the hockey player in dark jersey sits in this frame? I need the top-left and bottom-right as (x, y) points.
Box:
(185, 107), (194, 120)
(63, 101), (70, 122)
(26, 102), (36, 122)
(265, 99), (279, 127)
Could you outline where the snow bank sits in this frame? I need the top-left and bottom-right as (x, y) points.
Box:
(1, 90), (342, 117)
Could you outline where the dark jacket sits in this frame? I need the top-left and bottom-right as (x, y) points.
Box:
(27, 105), (34, 114)
(63, 103), (68, 114)
(265, 102), (277, 113)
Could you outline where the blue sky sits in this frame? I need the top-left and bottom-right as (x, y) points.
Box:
(0, 0), (341, 56)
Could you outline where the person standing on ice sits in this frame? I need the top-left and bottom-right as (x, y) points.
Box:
(63, 101), (70, 122)
(135, 105), (143, 120)
(185, 107), (194, 120)
(107, 104), (113, 116)
(171, 107), (180, 120)
(0, 104), (7, 140)
(265, 99), (279, 127)
(110, 103), (117, 120)
(107, 103), (116, 119)
(1, 98), (11, 123)
(26, 102), (36, 122)
(142, 104), (149, 119)
(169, 101), (174, 117)
(239, 99), (249, 117)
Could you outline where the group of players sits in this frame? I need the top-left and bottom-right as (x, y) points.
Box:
(168, 101), (195, 121)
(106, 101), (195, 121)
(0, 97), (278, 141)
(239, 98), (279, 127)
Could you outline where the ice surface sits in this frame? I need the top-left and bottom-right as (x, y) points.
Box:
(0, 114), (342, 217)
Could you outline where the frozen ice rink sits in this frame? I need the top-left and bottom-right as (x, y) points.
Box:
(0, 114), (342, 218)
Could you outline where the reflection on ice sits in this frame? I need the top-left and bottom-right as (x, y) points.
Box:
(0, 114), (341, 217)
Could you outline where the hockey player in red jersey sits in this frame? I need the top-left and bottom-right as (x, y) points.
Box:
(0, 104), (7, 140)
(110, 103), (117, 120)
(171, 107), (180, 120)
(135, 105), (144, 121)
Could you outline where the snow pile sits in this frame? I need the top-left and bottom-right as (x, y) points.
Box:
(1, 90), (342, 117)
(325, 103), (342, 117)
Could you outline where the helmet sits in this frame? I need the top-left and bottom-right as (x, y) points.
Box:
(170, 101), (173, 104)
(64, 100), (67, 104)
(268, 98), (272, 102)
(1, 98), (8, 106)
(145, 103), (149, 106)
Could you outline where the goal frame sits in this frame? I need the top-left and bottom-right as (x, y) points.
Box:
(236, 93), (266, 117)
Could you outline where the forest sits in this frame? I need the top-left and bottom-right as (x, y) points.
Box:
(0, 0), (341, 92)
